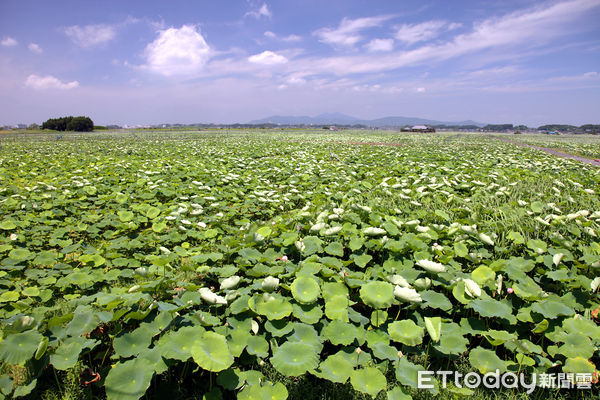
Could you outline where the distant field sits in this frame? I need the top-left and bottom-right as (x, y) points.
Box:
(0, 130), (599, 399)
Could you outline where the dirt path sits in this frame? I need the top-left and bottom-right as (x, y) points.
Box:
(494, 136), (600, 167)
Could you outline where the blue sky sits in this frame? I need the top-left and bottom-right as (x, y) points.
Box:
(0, 0), (599, 126)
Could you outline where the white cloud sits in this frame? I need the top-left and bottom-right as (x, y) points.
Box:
(143, 25), (211, 76)
(28, 43), (42, 54)
(365, 38), (394, 52)
(1, 37), (17, 47)
(248, 50), (288, 65)
(264, 31), (301, 42)
(395, 21), (448, 44)
(315, 15), (395, 47)
(24, 74), (79, 90)
(64, 24), (116, 48)
(264, 31), (276, 39)
(245, 3), (272, 19)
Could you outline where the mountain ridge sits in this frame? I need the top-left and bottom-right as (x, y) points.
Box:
(249, 113), (485, 127)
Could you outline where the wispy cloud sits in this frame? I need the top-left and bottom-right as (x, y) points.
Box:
(395, 21), (456, 45)
(24, 74), (79, 90)
(142, 25), (211, 76)
(1, 37), (18, 47)
(64, 24), (116, 48)
(245, 3), (272, 19)
(264, 31), (301, 42)
(314, 15), (395, 47)
(28, 43), (42, 54)
(365, 38), (394, 52)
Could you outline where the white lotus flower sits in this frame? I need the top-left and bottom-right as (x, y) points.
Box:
(220, 275), (241, 290)
(553, 253), (564, 266)
(364, 227), (386, 236)
(387, 275), (410, 288)
(479, 233), (494, 246)
(323, 226), (342, 235)
(464, 279), (482, 298)
(394, 286), (422, 303)
(199, 287), (227, 304)
(262, 276), (280, 292)
(416, 259), (446, 273)
(310, 222), (326, 232)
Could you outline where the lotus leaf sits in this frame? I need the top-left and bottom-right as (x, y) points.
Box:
(290, 276), (320, 304)
(191, 331), (233, 372)
(105, 358), (154, 400)
(313, 353), (353, 383)
(360, 281), (394, 309)
(0, 330), (43, 365)
(238, 382), (288, 400)
(271, 341), (319, 376)
(388, 320), (424, 346)
(350, 367), (387, 398)
(468, 347), (507, 374)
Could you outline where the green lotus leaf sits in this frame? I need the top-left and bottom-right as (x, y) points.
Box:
(105, 358), (154, 400)
(8, 248), (33, 261)
(454, 242), (468, 257)
(323, 320), (362, 345)
(238, 382), (288, 400)
(33, 251), (57, 266)
(50, 341), (83, 370)
(512, 278), (544, 301)
(360, 281), (394, 309)
(0, 220), (17, 230)
(152, 221), (167, 233)
(0, 291), (19, 302)
(370, 310), (388, 327)
(434, 331), (468, 355)
(556, 334), (595, 359)
(386, 386), (412, 400)
(254, 294), (293, 320)
(562, 317), (600, 340)
(424, 317), (442, 342)
(324, 242), (344, 257)
(322, 282), (349, 300)
(482, 330), (517, 346)
(325, 295), (350, 322)
(290, 276), (320, 304)
(388, 320), (424, 346)
(138, 347), (168, 374)
(468, 298), (514, 321)
(265, 319), (294, 337)
(292, 303), (323, 324)
(0, 330), (43, 364)
(371, 342), (400, 361)
(352, 254), (372, 268)
(563, 357), (596, 374)
(118, 210), (134, 222)
(191, 331), (233, 372)
(452, 281), (470, 304)
(395, 358), (436, 391)
(226, 329), (250, 357)
(66, 307), (100, 337)
(420, 290), (452, 311)
(468, 347), (507, 374)
(301, 236), (323, 255)
(158, 326), (205, 361)
(531, 300), (574, 319)
(246, 335), (269, 358)
(350, 367), (387, 398)
(313, 353), (354, 383)
(271, 341), (319, 376)
(217, 368), (244, 390)
(34, 336), (49, 360)
(288, 323), (323, 353)
(145, 206), (161, 219)
(113, 324), (155, 358)
(471, 265), (495, 285)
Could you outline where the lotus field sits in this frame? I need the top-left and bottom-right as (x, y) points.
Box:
(1, 130), (600, 399)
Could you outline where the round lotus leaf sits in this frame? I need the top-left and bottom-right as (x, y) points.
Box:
(371, 342), (400, 361)
(563, 357), (596, 374)
(322, 282), (349, 300)
(386, 386), (412, 400)
(255, 295), (293, 320)
(556, 334), (595, 359)
(33, 251), (57, 266)
(323, 320), (362, 346)
(563, 318), (600, 340)
(265, 319), (294, 337)
(468, 347), (507, 374)
(420, 290), (452, 311)
(325, 295), (349, 322)
(0, 330), (43, 364)
(238, 382), (288, 400)
(531, 300), (574, 319)
(8, 248), (33, 261)
(0, 291), (20, 302)
(217, 368), (244, 390)
(434, 332), (468, 355)
(350, 367), (387, 398)
(482, 330), (517, 346)
(0, 220), (17, 230)
(324, 242), (344, 257)
(271, 341), (319, 376)
(158, 326), (205, 361)
(50, 341), (83, 370)
(471, 265), (496, 285)
(395, 357), (428, 389)
(388, 320), (424, 346)
(468, 298), (513, 320)
(227, 329), (250, 357)
(105, 358), (154, 400)
(65, 308), (100, 337)
(360, 281), (394, 309)
(353, 254), (372, 268)
(292, 302), (323, 325)
(246, 335), (269, 358)
(152, 221), (167, 233)
(370, 310), (388, 327)
(290, 276), (321, 304)
(191, 331), (233, 372)
(118, 210), (134, 222)
(313, 353), (353, 383)
(288, 323), (323, 353)
(145, 206), (161, 219)
(113, 324), (155, 358)
(138, 347), (168, 375)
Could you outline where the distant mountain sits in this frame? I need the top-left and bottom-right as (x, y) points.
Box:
(249, 113), (485, 127)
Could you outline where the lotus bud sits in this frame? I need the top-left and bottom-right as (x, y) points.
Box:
(496, 274), (503, 295)
(387, 275), (410, 288)
(413, 277), (431, 290)
(199, 287), (227, 304)
(310, 222), (326, 232)
(323, 226), (342, 235)
(464, 279), (482, 298)
(553, 253), (564, 266)
(364, 227), (386, 236)
(479, 233), (494, 246)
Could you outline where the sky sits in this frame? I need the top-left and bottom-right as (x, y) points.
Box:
(0, 0), (599, 127)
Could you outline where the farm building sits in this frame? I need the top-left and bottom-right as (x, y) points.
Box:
(401, 125), (436, 133)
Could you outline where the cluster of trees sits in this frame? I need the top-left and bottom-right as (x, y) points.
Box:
(41, 116), (94, 132)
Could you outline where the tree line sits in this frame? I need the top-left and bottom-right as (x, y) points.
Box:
(41, 116), (94, 132)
